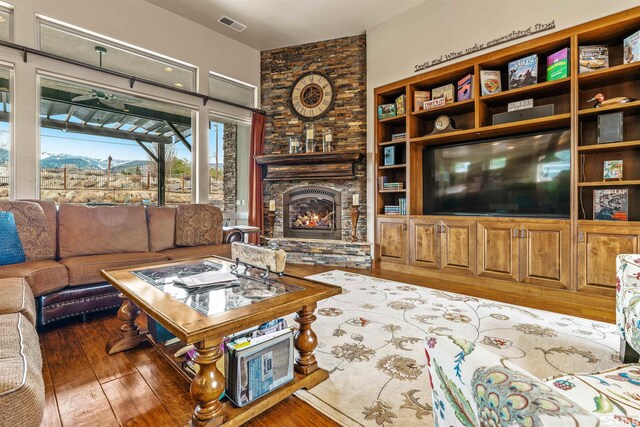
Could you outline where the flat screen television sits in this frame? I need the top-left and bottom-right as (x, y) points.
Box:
(423, 129), (571, 217)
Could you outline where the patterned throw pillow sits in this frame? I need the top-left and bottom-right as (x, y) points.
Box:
(0, 212), (26, 266)
(175, 204), (223, 247)
(0, 201), (55, 260)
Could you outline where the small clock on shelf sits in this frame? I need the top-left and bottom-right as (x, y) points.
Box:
(289, 71), (336, 121)
(430, 115), (458, 134)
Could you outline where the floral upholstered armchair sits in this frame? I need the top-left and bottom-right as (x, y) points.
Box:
(617, 254), (640, 363)
(425, 335), (640, 426)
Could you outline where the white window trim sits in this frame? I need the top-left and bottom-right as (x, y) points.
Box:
(0, 2), (13, 43)
(0, 60), (14, 199)
(35, 15), (199, 92)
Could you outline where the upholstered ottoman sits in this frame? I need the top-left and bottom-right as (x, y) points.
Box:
(0, 312), (44, 427)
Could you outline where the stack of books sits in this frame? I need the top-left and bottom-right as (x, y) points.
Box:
(399, 198), (407, 215)
(391, 132), (406, 141)
(383, 182), (404, 190)
(384, 205), (401, 215)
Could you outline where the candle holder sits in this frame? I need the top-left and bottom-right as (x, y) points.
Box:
(304, 123), (315, 153)
(350, 205), (360, 242)
(267, 212), (276, 238)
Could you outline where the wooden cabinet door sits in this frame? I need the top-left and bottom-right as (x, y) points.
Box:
(377, 217), (407, 264)
(409, 217), (440, 269)
(476, 220), (519, 281)
(577, 224), (640, 295)
(440, 219), (476, 275)
(520, 221), (570, 289)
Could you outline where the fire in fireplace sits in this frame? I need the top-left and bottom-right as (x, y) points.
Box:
(283, 186), (341, 240)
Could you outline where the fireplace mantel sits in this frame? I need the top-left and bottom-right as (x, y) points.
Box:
(255, 149), (364, 181)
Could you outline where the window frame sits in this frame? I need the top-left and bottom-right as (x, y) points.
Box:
(209, 71), (258, 109)
(35, 15), (198, 92)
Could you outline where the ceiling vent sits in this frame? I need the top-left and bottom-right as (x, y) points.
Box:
(218, 15), (247, 33)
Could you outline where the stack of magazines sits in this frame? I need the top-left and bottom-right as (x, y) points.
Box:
(225, 318), (294, 407)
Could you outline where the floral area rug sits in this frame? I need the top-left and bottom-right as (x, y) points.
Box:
(292, 270), (620, 427)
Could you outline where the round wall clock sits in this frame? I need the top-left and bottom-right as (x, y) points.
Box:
(289, 71), (335, 121)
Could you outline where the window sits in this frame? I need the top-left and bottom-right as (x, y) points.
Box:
(209, 114), (251, 224)
(39, 77), (193, 205)
(209, 73), (256, 108)
(0, 67), (9, 199)
(0, 3), (12, 42)
(37, 18), (196, 90)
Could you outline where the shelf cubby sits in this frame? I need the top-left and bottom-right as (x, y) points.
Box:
(579, 186), (640, 222)
(480, 77), (571, 106)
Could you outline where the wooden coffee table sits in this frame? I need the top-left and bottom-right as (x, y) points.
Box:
(101, 256), (341, 427)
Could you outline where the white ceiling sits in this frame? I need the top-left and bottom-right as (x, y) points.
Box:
(144, 0), (427, 50)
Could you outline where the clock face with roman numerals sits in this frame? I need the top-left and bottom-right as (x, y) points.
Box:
(289, 71), (335, 120)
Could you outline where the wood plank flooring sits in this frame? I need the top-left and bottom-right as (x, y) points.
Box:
(40, 262), (615, 426)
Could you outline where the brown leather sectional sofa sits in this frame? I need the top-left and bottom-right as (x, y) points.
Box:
(0, 201), (242, 327)
(0, 201), (242, 426)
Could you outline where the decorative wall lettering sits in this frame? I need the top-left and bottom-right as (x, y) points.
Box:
(414, 21), (556, 73)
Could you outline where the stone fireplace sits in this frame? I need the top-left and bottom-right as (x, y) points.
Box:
(283, 186), (341, 240)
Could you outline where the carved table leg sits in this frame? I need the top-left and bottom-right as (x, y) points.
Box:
(105, 293), (148, 355)
(190, 338), (225, 427)
(294, 303), (319, 375)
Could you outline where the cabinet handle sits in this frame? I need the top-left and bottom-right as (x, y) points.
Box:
(520, 229), (526, 239)
(512, 228), (518, 238)
(403, 223), (407, 231)
(578, 231), (585, 242)
(441, 225), (447, 233)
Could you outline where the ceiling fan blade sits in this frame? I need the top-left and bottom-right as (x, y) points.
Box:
(72, 94), (97, 102)
(100, 98), (126, 111)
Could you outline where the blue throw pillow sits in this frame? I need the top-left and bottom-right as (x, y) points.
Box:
(0, 211), (25, 266)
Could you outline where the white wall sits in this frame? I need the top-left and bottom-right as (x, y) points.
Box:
(4, 0), (260, 201)
(365, 0), (640, 242)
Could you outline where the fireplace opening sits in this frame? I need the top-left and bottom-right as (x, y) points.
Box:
(283, 186), (341, 240)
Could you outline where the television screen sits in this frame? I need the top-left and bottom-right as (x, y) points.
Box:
(424, 129), (571, 217)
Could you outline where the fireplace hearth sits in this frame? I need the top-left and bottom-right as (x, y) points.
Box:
(283, 186), (341, 240)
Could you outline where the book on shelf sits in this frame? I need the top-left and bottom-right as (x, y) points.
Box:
(508, 54), (538, 89)
(624, 30), (640, 64)
(578, 45), (608, 74)
(391, 132), (406, 141)
(603, 160), (623, 180)
(384, 205), (401, 215)
(480, 70), (501, 96)
(399, 198), (407, 215)
(414, 90), (431, 112)
(378, 176), (389, 188)
(594, 189), (628, 221)
(383, 182), (404, 190)
(395, 94), (406, 115)
(457, 74), (473, 101)
(432, 83), (455, 104)
(547, 48), (569, 81)
(377, 103), (397, 120)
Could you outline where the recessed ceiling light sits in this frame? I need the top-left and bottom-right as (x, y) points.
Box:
(507, 146), (514, 149)
(164, 67), (174, 72)
(492, 142), (500, 146)
(174, 83), (184, 88)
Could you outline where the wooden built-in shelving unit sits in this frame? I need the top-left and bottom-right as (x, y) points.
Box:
(374, 6), (640, 307)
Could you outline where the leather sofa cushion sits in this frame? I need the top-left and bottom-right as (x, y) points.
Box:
(160, 244), (230, 260)
(38, 283), (121, 326)
(0, 313), (44, 427)
(24, 199), (58, 259)
(0, 260), (68, 297)
(60, 252), (170, 285)
(147, 206), (176, 252)
(59, 204), (149, 258)
(0, 201), (54, 261)
(0, 278), (36, 325)
(175, 204), (223, 247)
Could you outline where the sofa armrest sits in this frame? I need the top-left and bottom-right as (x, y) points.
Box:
(223, 227), (244, 244)
(425, 334), (597, 426)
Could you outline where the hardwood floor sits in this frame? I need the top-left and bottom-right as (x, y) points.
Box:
(40, 261), (615, 426)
